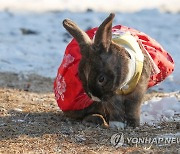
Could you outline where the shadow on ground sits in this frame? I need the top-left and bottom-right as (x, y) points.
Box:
(0, 110), (71, 140)
(0, 72), (54, 93)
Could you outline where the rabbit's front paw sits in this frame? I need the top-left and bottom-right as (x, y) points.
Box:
(109, 121), (126, 129)
(126, 117), (140, 128)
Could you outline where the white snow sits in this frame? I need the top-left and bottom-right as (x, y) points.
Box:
(0, 0), (180, 13)
(0, 1), (179, 125)
(141, 96), (180, 125)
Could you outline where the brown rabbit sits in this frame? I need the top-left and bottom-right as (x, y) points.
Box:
(62, 13), (151, 128)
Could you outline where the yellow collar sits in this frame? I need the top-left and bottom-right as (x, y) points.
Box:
(112, 32), (144, 95)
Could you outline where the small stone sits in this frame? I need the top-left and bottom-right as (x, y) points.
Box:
(20, 28), (39, 35)
(176, 123), (180, 129)
(86, 8), (93, 12)
(75, 135), (86, 142)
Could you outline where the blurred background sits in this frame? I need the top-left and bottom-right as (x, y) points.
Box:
(0, 0), (180, 92)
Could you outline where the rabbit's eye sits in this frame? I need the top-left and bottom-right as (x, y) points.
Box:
(97, 75), (106, 85)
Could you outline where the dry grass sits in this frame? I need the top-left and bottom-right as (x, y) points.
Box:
(0, 72), (179, 153)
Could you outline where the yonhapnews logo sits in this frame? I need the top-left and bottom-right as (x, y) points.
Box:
(110, 133), (179, 148)
(110, 133), (124, 148)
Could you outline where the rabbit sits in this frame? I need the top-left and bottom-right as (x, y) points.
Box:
(62, 13), (152, 129)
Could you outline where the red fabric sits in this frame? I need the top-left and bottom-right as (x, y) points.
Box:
(54, 25), (174, 111)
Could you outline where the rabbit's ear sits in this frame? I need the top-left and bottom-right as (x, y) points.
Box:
(63, 19), (92, 49)
(94, 13), (115, 51)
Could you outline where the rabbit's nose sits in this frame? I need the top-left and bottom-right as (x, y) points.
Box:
(88, 92), (101, 102)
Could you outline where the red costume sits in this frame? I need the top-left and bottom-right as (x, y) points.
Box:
(54, 25), (174, 111)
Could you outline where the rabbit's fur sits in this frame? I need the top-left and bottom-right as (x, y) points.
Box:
(63, 13), (151, 128)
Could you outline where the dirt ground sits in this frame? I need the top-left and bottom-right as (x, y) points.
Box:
(0, 72), (179, 154)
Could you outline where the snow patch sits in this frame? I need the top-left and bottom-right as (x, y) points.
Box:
(141, 96), (180, 125)
(0, 0), (180, 13)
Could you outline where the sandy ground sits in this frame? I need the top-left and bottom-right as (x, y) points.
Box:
(0, 72), (179, 153)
